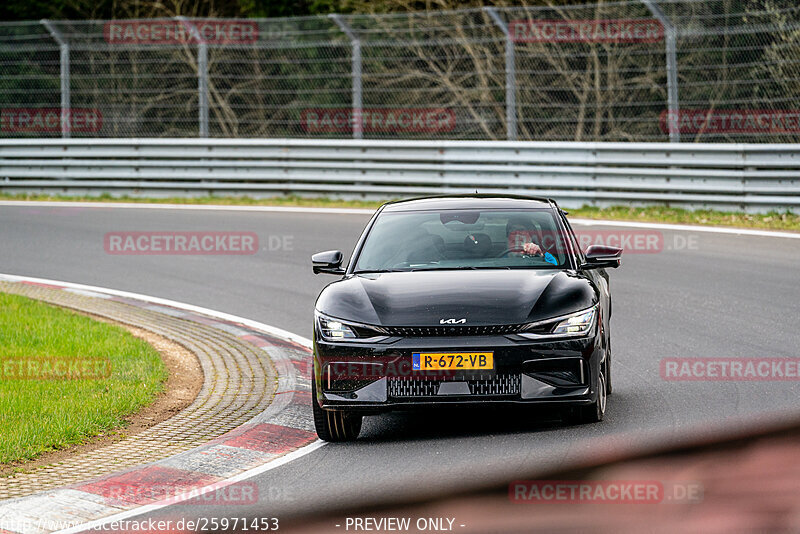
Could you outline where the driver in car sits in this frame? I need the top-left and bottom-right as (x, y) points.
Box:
(506, 217), (543, 256)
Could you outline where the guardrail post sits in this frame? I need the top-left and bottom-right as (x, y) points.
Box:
(330, 14), (363, 139)
(41, 20), (70, 139)
(485, 8), (517, 141)
(640, 0), (680, 142)
(177, 17), (209, 137)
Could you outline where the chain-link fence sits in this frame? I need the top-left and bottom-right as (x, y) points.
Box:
(2, 1), (800, 142)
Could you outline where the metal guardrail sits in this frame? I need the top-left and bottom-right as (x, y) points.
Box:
(1, 139), (799, 212)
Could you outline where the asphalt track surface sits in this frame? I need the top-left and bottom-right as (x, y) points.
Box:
(2, 204), (800, 527)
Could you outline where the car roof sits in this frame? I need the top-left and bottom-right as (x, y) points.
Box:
(381, 194), (557, 212)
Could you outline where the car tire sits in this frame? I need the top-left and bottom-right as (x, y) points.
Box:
(312, 383), (363, 442)
(606, 348), (613, 396)
(567, 358), (607, 425)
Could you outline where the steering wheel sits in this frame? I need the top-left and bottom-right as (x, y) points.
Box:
(497, 246), (547, 258)
(496, 247), (526, 257)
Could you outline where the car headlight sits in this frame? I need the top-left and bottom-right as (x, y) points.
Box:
(552, 307), (596, 335)
(315, 312), (388, 342)
(318, 315), (358, 339)
(519, 305), (597, 339)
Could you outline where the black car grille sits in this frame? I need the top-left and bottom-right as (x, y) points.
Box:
(382, 324), (524, 337)
(388, 374), (521, 398)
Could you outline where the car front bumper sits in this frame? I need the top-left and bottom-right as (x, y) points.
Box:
(313, 331), (604, 413)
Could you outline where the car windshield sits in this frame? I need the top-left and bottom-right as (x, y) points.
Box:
(353, 208), (570, 273)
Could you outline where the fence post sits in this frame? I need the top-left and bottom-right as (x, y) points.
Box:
(41, 20), (70, 139)
(197, 43), (209, 137)
(485, 8), (517, 141)
(640, 0), (680, 142)
(330, 14), (362, 139)
(177, 17), (209, 137)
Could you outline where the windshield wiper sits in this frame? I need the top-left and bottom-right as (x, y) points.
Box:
(408, 265), (514, 271)
(353, 269), (410, 274)
(356, 265), (552, 274)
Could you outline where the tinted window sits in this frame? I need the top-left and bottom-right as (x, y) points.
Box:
(354, 209), (568, 272)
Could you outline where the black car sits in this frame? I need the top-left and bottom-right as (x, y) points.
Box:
(311, 195), (621, 441)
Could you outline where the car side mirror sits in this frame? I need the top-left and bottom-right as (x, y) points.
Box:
(582, 245), (622, 270)
(312, 250), (345, 275)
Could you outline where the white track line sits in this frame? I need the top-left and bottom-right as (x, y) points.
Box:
(1, 200), (798, 239)
(568, 217), (800, 239)
(53, 442), (327, 534)
(0, 273), (321, 534)
(0, 273), (312, 349)
(0, 200), (372, 215)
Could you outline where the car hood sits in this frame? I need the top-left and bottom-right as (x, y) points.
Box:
(315, 270), (596, 326)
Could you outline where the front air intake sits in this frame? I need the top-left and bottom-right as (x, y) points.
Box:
(382, 324), (524, 337)
(388, 374), (521, 398)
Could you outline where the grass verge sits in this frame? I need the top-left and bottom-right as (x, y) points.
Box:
(0, 293), (167, 464)
(1, 192), (799, 232)
(568, 205), (800, 232)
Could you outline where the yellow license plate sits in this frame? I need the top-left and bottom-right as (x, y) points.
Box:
(412, 352), (494, 371)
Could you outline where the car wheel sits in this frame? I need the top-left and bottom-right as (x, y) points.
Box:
(567, 358), (607, 424)
(312, 381), (363, 442)
(606, 348), (613, 396)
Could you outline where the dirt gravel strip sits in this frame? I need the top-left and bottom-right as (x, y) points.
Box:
(0, 277), (317, 534)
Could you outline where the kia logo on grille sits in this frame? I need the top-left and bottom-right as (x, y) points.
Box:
(440, 318), (466, 324)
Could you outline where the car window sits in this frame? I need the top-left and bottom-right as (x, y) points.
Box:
(353, 209), (568, 272)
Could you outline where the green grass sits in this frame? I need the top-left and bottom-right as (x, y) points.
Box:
(0, 293), (167, 465)
(568, 205), (800, 232)
(0, 192), (384, 209)
(2, 192), (799, 232)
